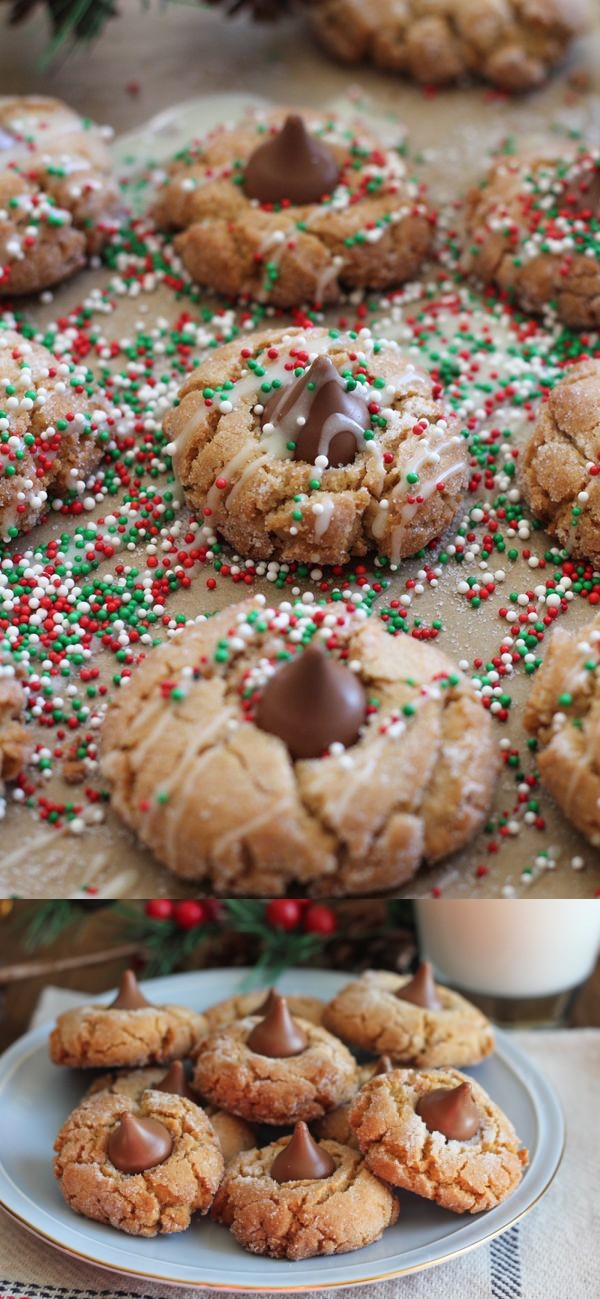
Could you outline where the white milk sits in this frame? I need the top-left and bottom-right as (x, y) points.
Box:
(415, 900), (600, 998)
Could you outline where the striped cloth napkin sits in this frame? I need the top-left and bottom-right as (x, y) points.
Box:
(0, 988), (598, 1299)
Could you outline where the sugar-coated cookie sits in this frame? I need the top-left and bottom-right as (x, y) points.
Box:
(349, 1066), (528, 1213)
(307, 0), (588, 92)
(193, 995), (358, 1125)
(0, 96), (120, 296)
(521, 361), (600, 564)
(323, 965), (494, 1066)
(0, 329), (109, 541)
(101, 596), (499, 895)
(54, 1088), (224, 1236)
(154, 108), (433, 306)
(464, 149), (600, 328)
(211, 1124), (399, 1259)
(163, 325), (468, 567)
(49, 970), (207, 1068)
(524, 614), (600, 846)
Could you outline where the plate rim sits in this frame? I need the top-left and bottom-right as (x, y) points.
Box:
(0, 966), (566, 1294)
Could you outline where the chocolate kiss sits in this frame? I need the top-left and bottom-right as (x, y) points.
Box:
(109, 970), (153, 1010)
(416, 1082), (480, 1141)
(373, 1054), (393, 1076)
(255, 644), (367, 761)
(270, 1121), (335, 1183)
(256, 988), (277, 1014)
(107, 1112), (173, 1174)
(247, 993), (308, 1058)
(244, 114), (340, 206)
(395, 961), (442, 1011)
(155, 1060), (196, 1102)
(262, 355), (369, 468)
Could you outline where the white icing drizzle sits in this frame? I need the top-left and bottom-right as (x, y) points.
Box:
(312, 495), (335, 539)
(210, 798), (294, 859)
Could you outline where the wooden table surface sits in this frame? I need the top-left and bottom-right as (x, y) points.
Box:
(1, 903), (598, 1054)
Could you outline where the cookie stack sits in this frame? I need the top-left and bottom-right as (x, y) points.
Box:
(51, 965), (528, 1259)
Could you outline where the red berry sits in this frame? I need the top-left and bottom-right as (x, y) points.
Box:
(303, 904), (337, 935)
(265, 899), (302, 931)
(172, 900), (207, 930)
(203, 899), (224, 922)
(145, 899), (173, 921)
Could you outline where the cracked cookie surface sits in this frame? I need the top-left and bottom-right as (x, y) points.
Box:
(464, 149), (600, 328)
(54, 1089), (224, 1236)
(211, 1134), (398, 1259)
(349, 1066), (528, 1213)
(0, 329), (110, 541)
(524, 613), (600, 845)
(521, 361), (600, 563)
(192, 1014), (358, 1125)
(0, 96), (120, 296)
(306, 0), (587, 91)
(101, 594), (499, 895)
(323, 969), (494, 1066)
(163, 325), (468, 567)
(49, 1000), (207, 1068)
(153, 108), (433, 307)
(84, 1067), (257, 1163)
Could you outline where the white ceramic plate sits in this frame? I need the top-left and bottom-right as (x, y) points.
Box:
(0, 967), (564, 1293)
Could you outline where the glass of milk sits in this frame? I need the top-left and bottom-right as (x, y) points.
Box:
(415, 900), (600, 1027)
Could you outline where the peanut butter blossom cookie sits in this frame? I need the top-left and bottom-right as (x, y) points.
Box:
(212, 1121), (398, 1260)
(84, 1060), (257, 1164)
(202, 986), (325, 1031)
(193, 994), (358, 1125)
(0, 96), (120, 296)
(323, 963), (495, 1066)
(524, 614), (600, 846)
(54, 1086), (224, 1236)
(153, 109), (433, 306)
(163, 325), (468, 567)
(0, 329), (109, 542)
(101, 594), (499, 894)
(464, 148), (600, 328)
(49, 970), (207, 1068)
(349, 1066), (528, 1213)
(521, 360), (600, 564)
(306, 0), (587, 91)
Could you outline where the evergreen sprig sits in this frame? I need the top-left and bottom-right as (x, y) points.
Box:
(2, 0), (308, 66)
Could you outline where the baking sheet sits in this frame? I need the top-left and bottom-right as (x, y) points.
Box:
(1, 18), (600, 897)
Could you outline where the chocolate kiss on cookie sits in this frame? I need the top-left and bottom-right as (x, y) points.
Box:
(416, 1082), (480, 1141)
(247, 993), (308, 1058)
(155, 1060), (196, 1102)
(262, 355), (369, 468)
(372, 1054), (394, 1076)
(244, 114), (340, 206)
(255, 643), (367, 760)
(395, 961), (442, 1011)
(271, 1121), (335, 1182)
(109, 969), (153, 1010)
(107, 1112), (173, 1174)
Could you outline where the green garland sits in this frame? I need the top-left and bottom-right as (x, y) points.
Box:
(2, 0), (304, 66)
(16, 898), (343, 982)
